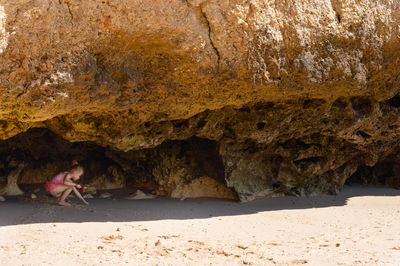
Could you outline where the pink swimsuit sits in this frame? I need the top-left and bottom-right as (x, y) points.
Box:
(45, 172), (66, 193)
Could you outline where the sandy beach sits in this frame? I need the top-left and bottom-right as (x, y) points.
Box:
(0, 184), (399, 265)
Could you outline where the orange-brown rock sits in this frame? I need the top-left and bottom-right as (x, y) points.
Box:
(170, 176), (237, 200)
(0, 1), (400, 201)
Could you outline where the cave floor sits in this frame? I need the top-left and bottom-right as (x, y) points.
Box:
(0, 185), (399, 265)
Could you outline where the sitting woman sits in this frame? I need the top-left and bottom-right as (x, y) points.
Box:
(45, 161), (89, 206)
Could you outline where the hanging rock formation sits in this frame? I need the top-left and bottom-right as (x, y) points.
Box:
(0, 1), (400, 201)
(0, 158), (25, 196)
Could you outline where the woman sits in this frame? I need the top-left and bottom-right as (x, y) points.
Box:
(45, 161), (89, 206)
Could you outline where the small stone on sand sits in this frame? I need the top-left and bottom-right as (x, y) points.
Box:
(31, 193), (37, 199)
(125, 190), (155, 200)
(99, 192), (113, 199)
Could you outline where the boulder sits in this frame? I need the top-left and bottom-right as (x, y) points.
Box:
(171, 176), (237, 201)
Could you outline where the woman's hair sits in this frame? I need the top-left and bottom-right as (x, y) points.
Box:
(69, 160), (83, 173)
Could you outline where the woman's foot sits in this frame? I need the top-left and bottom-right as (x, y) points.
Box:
(58, 201), (72, 207)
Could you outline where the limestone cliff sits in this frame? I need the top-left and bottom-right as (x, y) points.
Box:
(0, 1), (399, 200)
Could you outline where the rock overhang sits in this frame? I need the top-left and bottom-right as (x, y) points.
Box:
(0, 0), (399, 200)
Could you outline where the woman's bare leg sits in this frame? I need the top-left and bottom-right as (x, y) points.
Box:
(49, 185), (69, 197)
(72, 187), (89, 205)
(58, 187), (73, 206)
(49, 185), (73, 206)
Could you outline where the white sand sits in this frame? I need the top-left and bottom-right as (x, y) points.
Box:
(0, 184), (399, 265)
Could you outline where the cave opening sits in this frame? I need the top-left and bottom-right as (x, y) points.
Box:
(170, 136), (226, 185)
(0, 128), (120, 190)
(0, 128), (232, 199)
(346, 162), (400, 189)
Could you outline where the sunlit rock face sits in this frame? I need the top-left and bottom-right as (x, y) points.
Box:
(0, 1), (400, 201)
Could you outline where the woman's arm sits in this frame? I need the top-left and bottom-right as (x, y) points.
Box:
(72, 187), (89, 205)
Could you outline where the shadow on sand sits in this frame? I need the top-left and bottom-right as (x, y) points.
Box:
(0, 184), (399, 226)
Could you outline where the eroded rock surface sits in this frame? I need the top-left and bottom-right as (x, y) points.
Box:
(0, 1), (400, 200)
(0, 157), (24, 196)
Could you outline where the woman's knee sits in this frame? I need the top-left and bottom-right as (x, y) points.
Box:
(50, 185), (71, 196)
